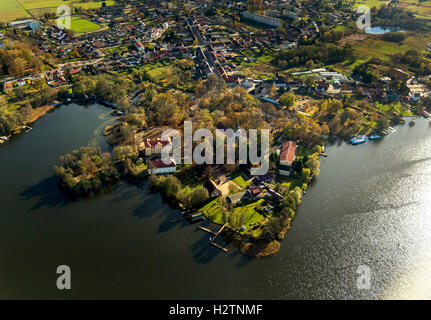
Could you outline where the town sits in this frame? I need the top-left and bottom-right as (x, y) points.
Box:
(1, 0), (431, 257)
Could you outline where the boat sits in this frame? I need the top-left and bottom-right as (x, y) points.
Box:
(0, 136), (10, 141)
(369, 134), (381, 141)
(350, 135), (367, 145)
(423, 111), (430, 119)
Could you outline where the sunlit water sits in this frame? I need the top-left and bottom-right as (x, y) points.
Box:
(0, 104), (430, 299)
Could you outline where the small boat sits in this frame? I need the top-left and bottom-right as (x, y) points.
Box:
(350, 135), (367, 145)
(0, 136), (10, 141)
(369, 134), (381, 140)
(423, 111), (430, 119)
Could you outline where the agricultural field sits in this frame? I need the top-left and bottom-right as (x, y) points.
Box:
(354, 0), (388, 8)
(355, 0), (431, 19)
(0, 1), (116, 23)
(0, 0), (30, 23)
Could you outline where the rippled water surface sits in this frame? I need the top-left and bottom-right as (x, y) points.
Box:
(1, 104), (430, 299)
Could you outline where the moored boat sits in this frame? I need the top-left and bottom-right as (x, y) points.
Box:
(369, 134), (381, 140)
(423, 111), (430, 119)
(350, 135), (368, 145)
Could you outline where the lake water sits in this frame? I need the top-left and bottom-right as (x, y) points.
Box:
(1, 104), (431, 299)
(364, 26), (403, 34)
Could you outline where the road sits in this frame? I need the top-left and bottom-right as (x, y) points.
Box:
(185, 17), (222, 79)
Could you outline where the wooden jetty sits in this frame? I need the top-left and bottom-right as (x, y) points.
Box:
(210, 242), (228, 252)
(197, 223), (228, 252)
(198, 226), (216, 235)
(170, 211), (204, 224)
(211, 223), (227, 242)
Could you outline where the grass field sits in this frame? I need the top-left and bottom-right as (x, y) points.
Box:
(18, 0), (115, 10)
(68, 15), (101, 34)
(0, 0), (30, 22)
(354, 0), (387, 8)
(0, 1), (116, 23)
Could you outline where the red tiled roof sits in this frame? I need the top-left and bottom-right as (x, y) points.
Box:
(69, 68), (81, 75)
(249, 186), (262, 196)
(280, 141), (296, 163)
(143, 138), (171, 148)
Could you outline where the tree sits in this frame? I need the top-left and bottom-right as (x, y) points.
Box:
(279, 92), (296, 108)
(9, 58), (26, 77)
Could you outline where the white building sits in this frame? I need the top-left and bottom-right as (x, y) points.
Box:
(148, 159), (176, 175)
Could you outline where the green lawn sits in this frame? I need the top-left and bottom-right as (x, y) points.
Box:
(230, 171), (252, 189)
(69, 16), (100, 34)
(200, 197), (269, 238)
(53, 15), (101, 34)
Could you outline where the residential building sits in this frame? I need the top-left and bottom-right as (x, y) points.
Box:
(148, 159), (176, 175)
(204, 179), (222, 198)
(279, 141), (296, 176)
(140, 138), (171, 157)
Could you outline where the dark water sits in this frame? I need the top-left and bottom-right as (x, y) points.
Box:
(1, 104), (431, 299)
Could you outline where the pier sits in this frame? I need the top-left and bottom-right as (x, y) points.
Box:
(198, 226), (216, 235)
(198, 223), (228, 252)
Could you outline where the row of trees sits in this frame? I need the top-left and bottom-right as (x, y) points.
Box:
(148, 174), (209, 209)
(275, 43), (354, 69)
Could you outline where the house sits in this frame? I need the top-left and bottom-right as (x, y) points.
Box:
(248, 186), (262, 200)
(3, 82), (13, 90)
(140, 138), (171, 157)
(254, 172), (275, 184)
(267, 188), (283, 202)
(204, 179), (222, 198)
(389, 68), (410, 81)
(227, 191), (248, 206)
(279, 141), (296, 176)
(148, 159), (176, 175)
(135, 41), (145, 52)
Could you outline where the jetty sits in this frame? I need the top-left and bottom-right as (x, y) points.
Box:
(170, 211), (205, 224)
(198, 226), (216, 235)
(22, 125), (32, 133)
(198, 223), (228, 252)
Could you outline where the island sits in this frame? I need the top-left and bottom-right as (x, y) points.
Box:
(1, 0), (431, 257)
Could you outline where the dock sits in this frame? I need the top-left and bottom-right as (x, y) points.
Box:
(170, 211), (205, 224)
(197, 223), (228, 252)
(198, 226), (216, 235)
(210, 242), (228, 252)
(22, 125), (32, 133)
(211, 223), (228, 242)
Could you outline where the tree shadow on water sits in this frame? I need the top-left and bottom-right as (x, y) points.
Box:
(19, 175), (73, 211)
